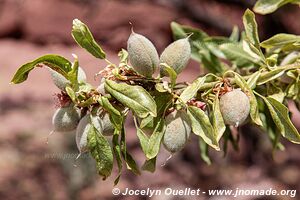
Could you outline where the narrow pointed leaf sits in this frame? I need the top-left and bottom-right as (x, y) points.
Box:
(133, 117), (150, 155)
(254, 0), (300, 15)
(220, 43), (260, 66)
(247, 71), (261, 89)
(212, 95), (226, 142)
(105, 80), (157, 118)
(267, 97), (300, 143)
(180, 76), (206, 103)
(146, 119), (166, 159)
(87, 125), (113, 180)
(72, 19), (106, 59)
(261, 33), (300, 49)
(198, 138), (211, 165)
(112, 134), (122, 185)
(187, 106), (220, 150)
(11, 55), (71, 84)
(256, 92), (300, 144)
(160, 63), (177, 88)
(243, 9), (260, 49)
(120, 127), (141, 175)
(257, 65), (299, 85)
(99, 96), (123, 131)
(142, 157), (156, 173)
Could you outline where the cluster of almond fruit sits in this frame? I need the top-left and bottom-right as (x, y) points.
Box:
(49, 30), (250, 155)
(11, 10), (300, 181)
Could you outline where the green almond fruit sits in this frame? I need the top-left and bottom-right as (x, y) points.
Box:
(160, 38), (191, 76)
(219, 89), (250, 127)
(127, 32), (159, 77)
(96, 78), (107, 95)
(99, 112), (114, 136)
(76, 112), (114, 153)
(52, 105), (81, 132)
(163, 110), (191, 153)
(49, 67), (87, 91)
(76, 114), (91, 153)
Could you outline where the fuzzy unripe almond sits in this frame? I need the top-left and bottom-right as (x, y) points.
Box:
(91, 112), (114, 136)
(52, 105), (81, 132)
(96, 78), (107, 95)
(219, 89), (250, 126)
(160, 38), (191, 76)
(163, 110), (191, 153)
(76, 114), (91, 153)
(127, 32), (159, 77)
(76, 113), (113, 153)
(49, 67), (87, 91)
(99, 112), (115, 136)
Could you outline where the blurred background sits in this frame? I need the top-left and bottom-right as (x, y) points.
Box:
(0, 0), (300, 199)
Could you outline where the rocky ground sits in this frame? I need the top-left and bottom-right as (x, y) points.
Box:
(0, 0), (299, 200)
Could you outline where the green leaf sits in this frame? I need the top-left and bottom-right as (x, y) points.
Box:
(257, 65), (299, 85)
(155, 83), (169, 93)
(152, 91), (173, 116)
(247, 71), (261, 89)
(267, 97), (300, 143)
(171, 21), (208, 43)
(234, 72), (262, 126)
(11, 54), (71, 84)
(254, 0), (300, 15)
(123, 152), (140, 175)
(118, 49), (129, 64)
(78, 97), (94, 107)
(78, 82), (93, 93)
(105, 80), (157, 118)
(141, 157), (156, 173)
(286, 81), (299, 99)
(112, 134), (122, 185)
(68, 56), (79, 87)
(255, 92), (300, 144)
(204, 37), (230, 59)
(267, 83), (285, 103)
(139, 115), (154, 129)
(266, 54), (278, 67)
(159, 63), (177, 88)
(120, 127), (141, 175)
(220, 43), (260, 67)
(146, 119), (166, 159)
(65, 86), (76, 102)
(198, 138), (211, 165)
(260, 33), (300, 49)
(199, 47), (225, 74)
(171, 22), (224, 74)
(99, 96), (123, 131)
(260, 110), (285, 151)
(136, 128), (149, 155)
(229, 25), (239, 42)
(133, 116), (150, 155)
(281, 52), (300, 66)
(87, 125), (113, 180)
(187, 106), (220, 150)
(212, 95), (226, 142)
(243, 9), (261, 50)
(179, 76), (206, 103)
(242, 40), (265, 62)
(72, 19), (106, 59)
